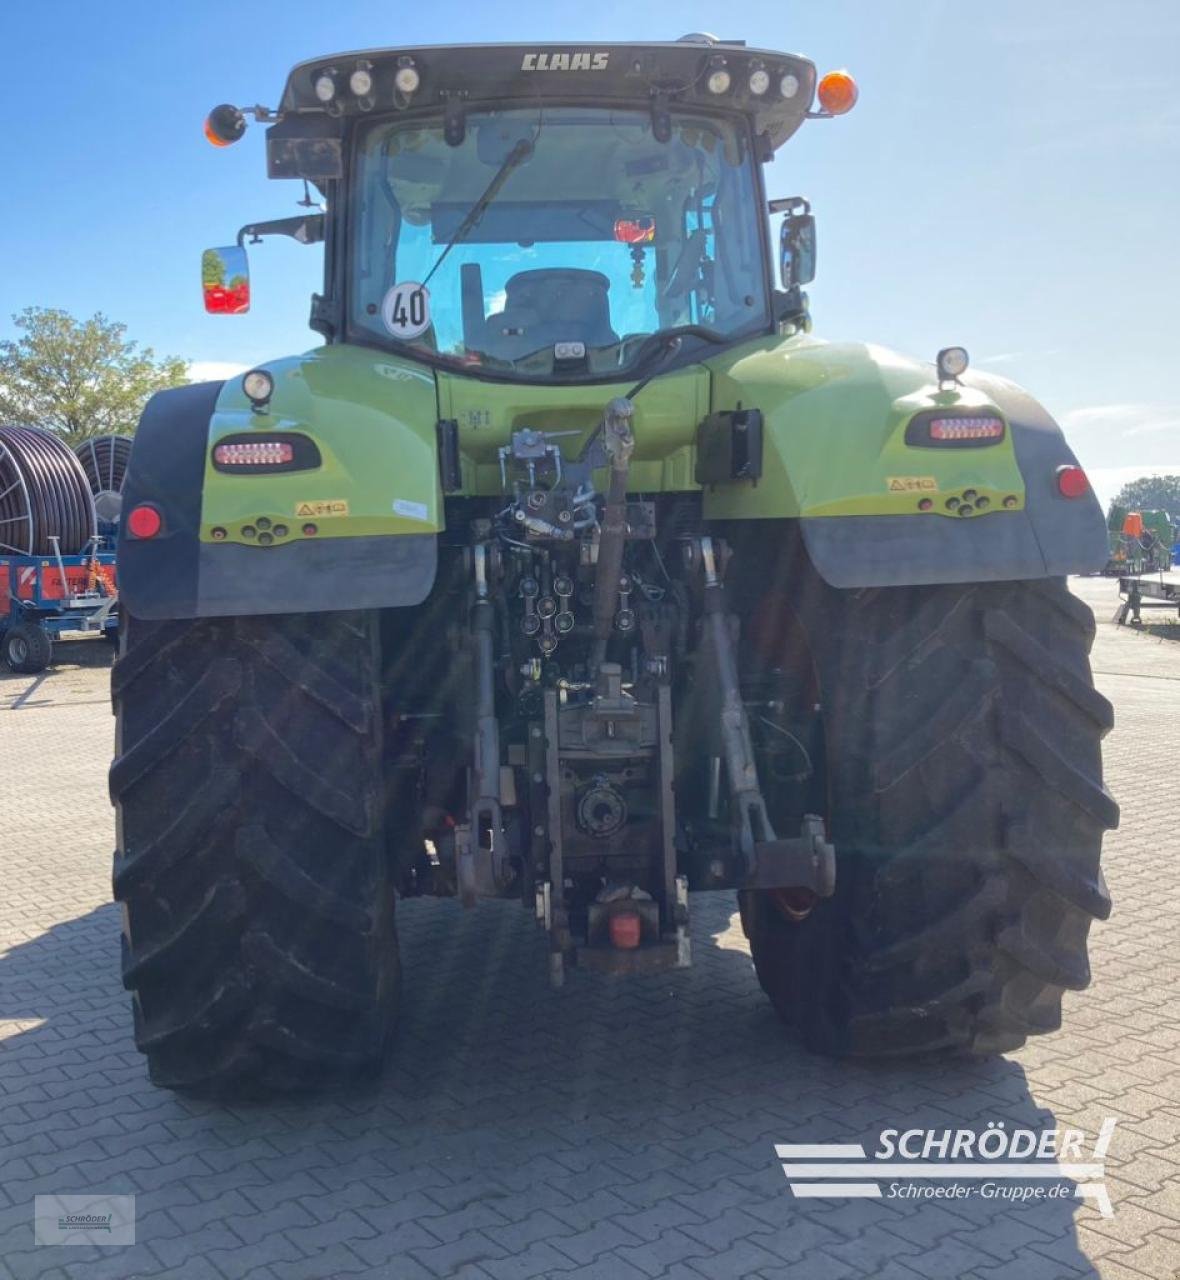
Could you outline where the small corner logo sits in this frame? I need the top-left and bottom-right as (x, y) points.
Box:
(775, 1118), (1118, 1217)
(35, 1195), (135, 1245)
(59, 1212), (112, 1233)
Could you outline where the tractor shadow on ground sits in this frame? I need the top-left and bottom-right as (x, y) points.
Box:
(0, 895), (1100, 1279)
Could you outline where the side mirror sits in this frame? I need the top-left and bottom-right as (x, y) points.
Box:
(778, 201), (816, 289)
(201, 245), (250, 314)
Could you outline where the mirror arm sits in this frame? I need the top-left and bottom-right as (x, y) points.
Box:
(768, 195), (811, 216)
(236, 214), (325, 247)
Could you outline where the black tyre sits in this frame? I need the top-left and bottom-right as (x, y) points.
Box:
(738, 544), (1117, 1057)
(3, 621), (52, 674)
(110, 610), (399, 1094)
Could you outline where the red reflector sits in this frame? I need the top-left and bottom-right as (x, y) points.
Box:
(1056, 464), (1089, 498)
(127, 504), (162, 539)
(213, 440), (294, 466)
(929, 416), (1004, 441)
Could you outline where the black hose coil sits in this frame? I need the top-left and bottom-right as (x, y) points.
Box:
(0, 425), (97, 556)
(74, 434), (133, 524)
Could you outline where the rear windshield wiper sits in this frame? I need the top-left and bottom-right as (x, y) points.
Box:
(421, 138), (534, 288)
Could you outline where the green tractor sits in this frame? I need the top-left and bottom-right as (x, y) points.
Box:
(111, 37), (1118, 1094)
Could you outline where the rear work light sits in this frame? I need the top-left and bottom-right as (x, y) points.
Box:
(929, 416), (1005, 441)
(214, 441), (294, 466)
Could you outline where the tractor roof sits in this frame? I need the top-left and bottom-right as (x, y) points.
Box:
(276, 39), (817, 153)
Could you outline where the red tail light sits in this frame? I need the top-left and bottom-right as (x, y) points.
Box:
(1056, 465), (1089, 499)
(126, 504), (163, 539)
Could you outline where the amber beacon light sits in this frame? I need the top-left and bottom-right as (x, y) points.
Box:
(817, 70), (859, 116)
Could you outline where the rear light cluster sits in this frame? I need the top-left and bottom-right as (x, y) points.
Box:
(905, 412), (1007, 449)
(929, 416), (1004, 442)
(211, 431), (321, 475)
(213, 440), (294, 466)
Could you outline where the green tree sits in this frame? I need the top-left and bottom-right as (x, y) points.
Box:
(202, 249), (226, 288)
(1110, 475), (1180, 521)
(0, 308), (188, 446)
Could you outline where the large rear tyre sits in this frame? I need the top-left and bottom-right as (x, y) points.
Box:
(738, 545), (1118, 1057)
(110, 611), (398, 1094)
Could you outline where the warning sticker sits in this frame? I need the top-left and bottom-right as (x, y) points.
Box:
(295, 500), (350, 517)
(886, 476), (939, 493)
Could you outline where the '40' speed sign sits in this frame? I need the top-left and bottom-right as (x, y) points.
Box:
(381, 282), (431, 340)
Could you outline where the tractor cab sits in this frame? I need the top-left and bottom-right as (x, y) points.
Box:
(203, 39), (854, 379)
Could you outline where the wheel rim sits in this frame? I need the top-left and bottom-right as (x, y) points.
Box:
(9, 635), (28, 664)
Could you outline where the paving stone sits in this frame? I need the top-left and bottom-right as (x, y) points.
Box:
(1, 579), (1179, 1280)
(411, 1229), (508, 1277)
(480, 1240), (580, 1280)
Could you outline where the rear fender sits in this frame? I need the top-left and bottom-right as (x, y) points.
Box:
(702, 338), (1107, 587)
(118, 347), (440, 619)
(799, 372), (1108, 588)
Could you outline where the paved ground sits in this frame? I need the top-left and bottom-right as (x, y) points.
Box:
(2, 579), (1179, 1280)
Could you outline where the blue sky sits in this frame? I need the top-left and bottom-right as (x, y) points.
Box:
(2, 0), (1177, 505)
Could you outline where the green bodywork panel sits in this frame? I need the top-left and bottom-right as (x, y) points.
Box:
(436, 365), (710, 495)
(199, 334), (1025, 545)
(701, 335), (1024, 519)
(201, 345), (443, 546)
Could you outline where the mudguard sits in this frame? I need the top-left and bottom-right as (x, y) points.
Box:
(118, 347), (440, 619)
(703, 337), (1107, 588)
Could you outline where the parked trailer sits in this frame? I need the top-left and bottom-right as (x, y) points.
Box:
(0, 545), (118, 673)
(1115, 570), (1180, 626)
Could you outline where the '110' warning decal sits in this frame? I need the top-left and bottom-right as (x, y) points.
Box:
(295, 500), (349, 517)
